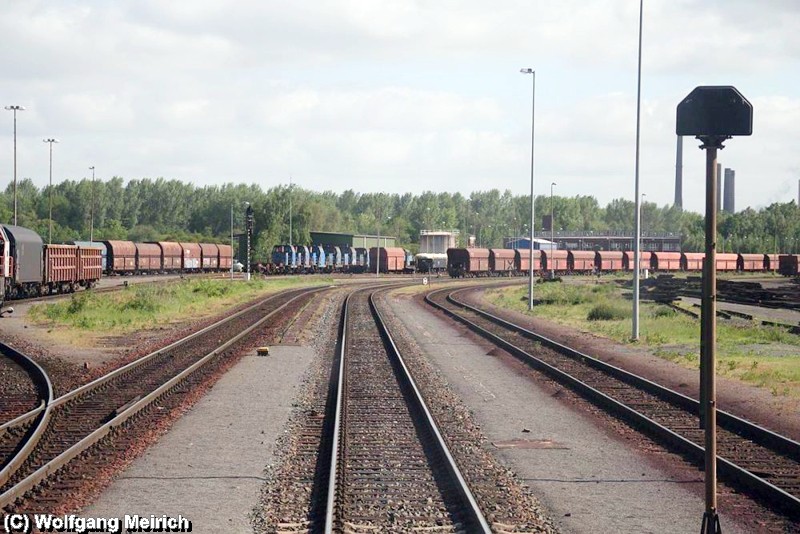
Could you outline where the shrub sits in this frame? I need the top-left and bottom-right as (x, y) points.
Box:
(192, 280), (231, 298)
(67, 292), (90, 315)
(587, 303), (629, 321)
(652, 306), (677, 319)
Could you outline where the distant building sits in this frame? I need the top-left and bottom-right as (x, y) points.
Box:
(504, 237), (557, 251)
(723, 168), (735, 213)
(508, 231), (680, 252)
(419, 230), (458, 254)
(310, 231), (396, 248)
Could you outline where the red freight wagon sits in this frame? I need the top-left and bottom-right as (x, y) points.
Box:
(369, 247), (406, 273)
(514, 249), (541, 273)
(200, 243), (219, 269)
(135, 243), (162, 272)
(595, 251), (624, 271)
(447, 248), (490, 277)
(682, 252), (705, 271)
(738, 253), (764, 272)
(180, 242), (202, 271)
(155, 242), (183, 271)
(44, 244), (78, 284)
(651, 251), (681, 271)
(218, 244), (233, 271)
(764, 254), (780, 271)
(489, 248), (516, 274)
(541, 250), (568, 272)
(622, 251), (652, 271)
(104, 240), (136, 273)
(569, 251), (596, 273)
(716, 253), (738, 271)
(778, 254), (799, 276)
(77, 246), (103, 283)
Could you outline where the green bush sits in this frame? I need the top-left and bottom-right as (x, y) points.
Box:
(67, 292), (90, 315)
(587, 302), (630, 321)
(651, 306), (677, 319)
(192, 280), (232, 298)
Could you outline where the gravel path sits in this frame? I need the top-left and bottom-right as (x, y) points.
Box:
(388, 293), (754, 534)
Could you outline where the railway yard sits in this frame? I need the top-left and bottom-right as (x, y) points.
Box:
(0, 273), (799, 533)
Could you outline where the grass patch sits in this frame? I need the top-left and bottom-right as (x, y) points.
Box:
(485, 280), (800, 399)
(29, 276), (332, 335)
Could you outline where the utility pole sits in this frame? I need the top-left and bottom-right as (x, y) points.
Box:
(44, 139), (59, 244)
(5, 105), (25, 225)
(89, 166), (96, 242)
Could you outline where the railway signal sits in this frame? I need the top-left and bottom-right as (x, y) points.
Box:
(676, 85), (753, 534)
(245, 203), (254, 281)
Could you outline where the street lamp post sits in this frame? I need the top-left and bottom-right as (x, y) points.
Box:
(632, 0), (644, 341)
(550, 182), (556, 277)
(43, 139), (59, 244)
(521, 68), (536, 311)
(88, 166), (96, 242)
(5, 105), (25, 225)
(376, 215), (391, 278)
(230, 204), (234, 280)
(641, 193), (647, 249)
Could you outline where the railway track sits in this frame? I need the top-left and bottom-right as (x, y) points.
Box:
(425, 286), (800, 521)
(324, 287), (490, 533)
(0, 285), (327, 512)
(0, 343), (53, 493)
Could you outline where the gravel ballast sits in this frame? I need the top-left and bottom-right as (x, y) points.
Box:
(389, 293), (753, 534)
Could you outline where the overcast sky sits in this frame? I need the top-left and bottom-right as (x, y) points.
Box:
(2, 0), (799, 214)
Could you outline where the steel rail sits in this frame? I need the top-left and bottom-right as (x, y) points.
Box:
(2, 285), (328, 434)
(370, 290), (491, 533)
(324, 286), (491, 533)
(425, 286), (800, 519)
(0, 285), (327, 509)
(0, 343), (54, 487)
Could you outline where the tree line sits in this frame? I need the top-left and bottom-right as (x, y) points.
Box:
(2, 177), (798, 261)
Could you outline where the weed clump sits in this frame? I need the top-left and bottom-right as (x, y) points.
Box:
(587, 302), (630, 321)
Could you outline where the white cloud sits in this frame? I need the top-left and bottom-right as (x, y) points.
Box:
(0, 0), (798, 215)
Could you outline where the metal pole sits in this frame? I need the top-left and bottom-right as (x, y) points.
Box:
(288, 177), (293, 269)
(5, 106), (25, 225)
(376, 222), (380, 278)
(44, 139), (59, 243)
(700, 142), (721, 534)
(230, 204), (234, 280)
(551, 182), (556, 278)
(13, 110), (17, 226)
(520, 69), (536, 311)
(89, 166), (95, 242)
(632, 0), (644, 340)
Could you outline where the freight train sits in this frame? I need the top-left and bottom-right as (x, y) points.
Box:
(446, 248), (800, 278)
(265, 244), (415, 274)
(0, 224), (234, 307)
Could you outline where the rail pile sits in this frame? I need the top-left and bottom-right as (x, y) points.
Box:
(425, 286), (800, 521)
(0, 286), (324, 512)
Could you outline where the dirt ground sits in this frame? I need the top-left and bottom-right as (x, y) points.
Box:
(457, 284), (800, 444)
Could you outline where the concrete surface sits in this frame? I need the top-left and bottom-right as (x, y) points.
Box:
(391, 296), (750, 534)
(83, 345), (316, 533)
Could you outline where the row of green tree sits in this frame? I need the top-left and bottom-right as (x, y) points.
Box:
(2, 177), (798, 261)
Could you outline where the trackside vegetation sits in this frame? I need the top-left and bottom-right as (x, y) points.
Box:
(28, 277), (332, 335)
(486, 281), (800, 399)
